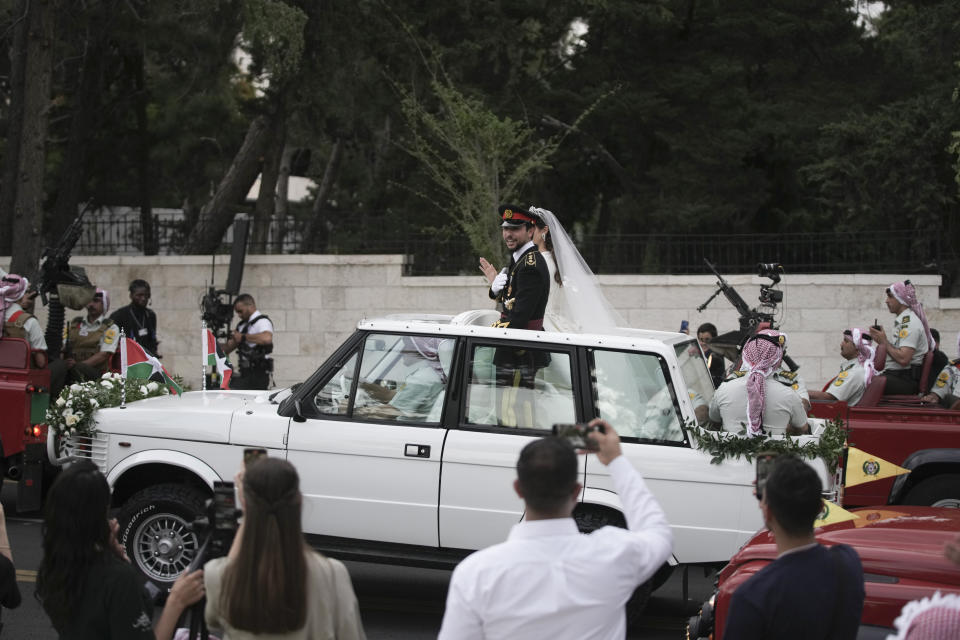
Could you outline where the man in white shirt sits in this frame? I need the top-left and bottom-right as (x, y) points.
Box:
(709, 330), (808, 436)
(438, 420), (673, 640)
(809, 328), (877, 407)
(1, 274), (47, 367)
(222, 293), (274, 390)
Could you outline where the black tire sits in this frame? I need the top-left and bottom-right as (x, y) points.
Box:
(118, 484), (207, 589)
(902, 474), (960, 508)
(574, 506), (654, 624)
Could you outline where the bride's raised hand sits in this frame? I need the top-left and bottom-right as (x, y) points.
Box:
(479, 257), (499, 283)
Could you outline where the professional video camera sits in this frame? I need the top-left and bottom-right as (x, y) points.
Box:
(198, 213), (251, 342)
(697, 259), (796, 371)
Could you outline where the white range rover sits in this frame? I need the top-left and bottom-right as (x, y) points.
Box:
(52, 310), (832, 604)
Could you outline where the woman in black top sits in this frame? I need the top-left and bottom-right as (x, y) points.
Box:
(36, 461), (203, 639)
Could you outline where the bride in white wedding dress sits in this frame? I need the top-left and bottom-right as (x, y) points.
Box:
(479, 206), (624, 333)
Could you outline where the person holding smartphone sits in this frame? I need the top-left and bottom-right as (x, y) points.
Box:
(438, 419), (673, 640)
(203, 457), (366, 639)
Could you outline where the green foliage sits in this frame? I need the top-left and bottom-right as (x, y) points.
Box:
(395, 77), (559, 260)
(688, 418), (847, 475)
(240, 0), (308, 84)
(46, 373), (173, 439)
(3, 0), (959, 258)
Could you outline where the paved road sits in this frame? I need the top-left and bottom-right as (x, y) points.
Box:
(1, 483), (714, 639)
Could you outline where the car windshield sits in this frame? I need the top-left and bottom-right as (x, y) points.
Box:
(674, 340), (716, 425)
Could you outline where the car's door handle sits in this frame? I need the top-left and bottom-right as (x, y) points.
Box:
(404, 444), (431, 458)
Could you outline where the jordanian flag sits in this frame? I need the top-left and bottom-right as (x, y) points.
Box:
(121, 337), (182, 395)
(203, 328), (233, 389)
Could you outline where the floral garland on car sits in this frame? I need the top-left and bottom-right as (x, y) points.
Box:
(688, 418), (847, 474)
(46, 372), (177, 439)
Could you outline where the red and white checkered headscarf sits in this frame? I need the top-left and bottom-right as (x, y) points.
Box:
(888, 591), (960, 640)
(888, 281), (933, 355)
(741, 329), (786, 437)
(845, 328), (879, 386)
(0, 274), (29, 334)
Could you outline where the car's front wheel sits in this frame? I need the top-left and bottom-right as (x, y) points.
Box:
(118, 484), (207, 588)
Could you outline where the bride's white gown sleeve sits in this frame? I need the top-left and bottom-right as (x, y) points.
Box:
(530, 207), (625, 333)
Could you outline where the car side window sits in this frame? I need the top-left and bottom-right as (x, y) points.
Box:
(465, 344), (576, 430)
(350, 334), (453, 423)
(591, 349), (685, 443)
(313, 352), (359, 416)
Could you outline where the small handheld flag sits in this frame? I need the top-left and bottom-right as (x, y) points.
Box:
(121, 337), (182, 395)
(204, 328), (233, 389)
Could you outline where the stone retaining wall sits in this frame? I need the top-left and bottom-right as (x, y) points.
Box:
(4, 255), (955, 391)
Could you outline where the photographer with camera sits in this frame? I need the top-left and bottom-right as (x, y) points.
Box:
(36, 461), (205, 639)
(221, 294), (272, 390)
(438, 419), (672, 639)
(204, 457), (365, 639)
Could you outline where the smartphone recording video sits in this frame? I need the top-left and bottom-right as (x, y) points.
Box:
(243, 448), (268, 469)
(552, 423), (602, 451)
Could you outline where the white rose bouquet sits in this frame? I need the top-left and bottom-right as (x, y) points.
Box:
(46, 373), (170, 439)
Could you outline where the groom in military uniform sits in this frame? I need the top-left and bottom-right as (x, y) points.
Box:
(485, 205), (551, 427)
(488, 204), (550, 330)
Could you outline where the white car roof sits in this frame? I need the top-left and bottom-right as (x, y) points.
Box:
(356, 311), (692, 353)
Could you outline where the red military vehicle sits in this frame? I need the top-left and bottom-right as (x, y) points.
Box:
(687, 506), (960, 639)
(810, 342), (960, 509)
(0, 337), (53, 510)
(1, 213), (95, 510)
(699, 260), (960, 510)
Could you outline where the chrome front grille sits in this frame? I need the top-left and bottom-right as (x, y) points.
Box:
(62, 434), (109, 474)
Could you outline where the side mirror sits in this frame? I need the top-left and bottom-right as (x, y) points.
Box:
(293, 398), (306, 423)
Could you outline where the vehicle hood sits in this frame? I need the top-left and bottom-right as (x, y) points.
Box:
(727, 506), (960, 587)
(94, 389), (275, 442)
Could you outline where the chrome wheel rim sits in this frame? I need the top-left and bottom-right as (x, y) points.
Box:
(131, 513), (199, 583)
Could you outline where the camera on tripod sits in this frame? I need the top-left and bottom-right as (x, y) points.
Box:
(201, 288), (235, 338)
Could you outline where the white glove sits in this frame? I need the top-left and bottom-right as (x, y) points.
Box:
(491, 270), (508, 295)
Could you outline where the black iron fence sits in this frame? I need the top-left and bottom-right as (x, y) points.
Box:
(73, 212), (948, 277)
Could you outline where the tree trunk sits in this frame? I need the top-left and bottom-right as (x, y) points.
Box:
(0, 0), (29, 257)
(271, 144), (294, 254)
(252, 111), (286, 253)
(303, 137), (343, 253)
(133, 50), (157, 255)
(10, 0), (54, 276)
(181, 114), (271, 255)
(49, 33), (104, 245)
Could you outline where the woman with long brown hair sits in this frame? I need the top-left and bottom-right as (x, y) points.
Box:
(204, 457), (365, 639)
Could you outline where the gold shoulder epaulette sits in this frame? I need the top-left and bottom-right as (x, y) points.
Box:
(525, 252), (537, 266)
